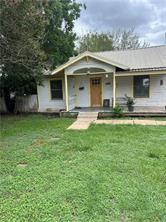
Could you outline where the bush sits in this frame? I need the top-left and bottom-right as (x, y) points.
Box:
(124, 94), (135, 107)
(112, 105), (124, 118)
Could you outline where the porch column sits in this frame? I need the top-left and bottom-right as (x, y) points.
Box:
(113, 72), (116, 108)
(65, 74), (69, 111)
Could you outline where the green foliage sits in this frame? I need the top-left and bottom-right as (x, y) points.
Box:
(77, 32), (114, 53)
(125, 94), (135, 107)
(112, 105), (124, 118)
(77, 28), (149, 53)
(1, 115), (166, 221)
(0, 0), (46, 95)
(42, 0), (84, 68)
(0, 0), (83, 111)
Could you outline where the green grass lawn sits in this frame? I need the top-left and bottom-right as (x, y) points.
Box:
(1, 115), (166, 222)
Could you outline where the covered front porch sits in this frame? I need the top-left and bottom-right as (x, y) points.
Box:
(64, 71), (166, 113)
(65, 71), (116, 112)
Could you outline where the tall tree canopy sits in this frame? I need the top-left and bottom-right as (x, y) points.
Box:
(43, 0), (84, 69)
(0, 0), (83, 112)
(77, 29), (149, 53)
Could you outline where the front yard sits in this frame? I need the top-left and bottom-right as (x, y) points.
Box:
(0, 115), (166, 222)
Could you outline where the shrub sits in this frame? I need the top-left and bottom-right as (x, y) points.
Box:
(124, 94), (135, 107)
(112, 105), (124, 118)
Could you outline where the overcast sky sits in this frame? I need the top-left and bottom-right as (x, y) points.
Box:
(74, 0), (166, 45)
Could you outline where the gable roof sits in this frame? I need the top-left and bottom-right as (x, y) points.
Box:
(51, 45), (166, 75)
(95, 45), (166, 71)
(52, 51), (129, 75)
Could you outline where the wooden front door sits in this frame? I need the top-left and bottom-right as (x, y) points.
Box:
(90, 77), (102, 107)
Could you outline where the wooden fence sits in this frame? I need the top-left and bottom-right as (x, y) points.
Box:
(0, 94), (38, 113)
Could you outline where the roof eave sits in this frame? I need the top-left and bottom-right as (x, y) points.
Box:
(51, 51), (129, 75)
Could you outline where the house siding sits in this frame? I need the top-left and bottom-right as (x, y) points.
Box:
(116, 74), (166, 107)
(37, 78), (66, 112)
(75, 74), (113, 107)
(37, 73), (166, 112)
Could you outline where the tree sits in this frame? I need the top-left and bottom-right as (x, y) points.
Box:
(42, 0), (84, 69)
(112, 28), (149, 50)
(0, 0), (46, 112)
(77, 28), (149, 53)
(76, 32), (114, 53)
(0, 0), (83, 112)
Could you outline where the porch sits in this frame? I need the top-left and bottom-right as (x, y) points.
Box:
(64, 72), (166, 113)
(70, 106), (166, 113)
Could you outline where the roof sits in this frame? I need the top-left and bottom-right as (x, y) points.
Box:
(52, 51), (128, 75)
(51, 45), (166, 75)
(94, 45), (166, 71)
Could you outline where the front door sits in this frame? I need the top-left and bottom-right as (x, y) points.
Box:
(90, 77), (102, 107)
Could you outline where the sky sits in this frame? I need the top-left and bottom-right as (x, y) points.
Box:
(74, 0), (166, 46)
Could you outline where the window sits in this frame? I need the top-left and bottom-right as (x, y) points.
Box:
(134, 75), (150, 98)
(74, 67), (105, 74)
(50, 80), (63, 99)
(91, 79), (101, 85)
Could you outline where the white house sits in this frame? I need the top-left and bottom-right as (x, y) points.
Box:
(37, 45), (166, 112)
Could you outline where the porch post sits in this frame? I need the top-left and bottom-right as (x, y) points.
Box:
(65, 74), (69, 111)
(113, 72), (116, 108)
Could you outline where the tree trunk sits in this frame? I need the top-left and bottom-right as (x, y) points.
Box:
(4, 88), (15, 113)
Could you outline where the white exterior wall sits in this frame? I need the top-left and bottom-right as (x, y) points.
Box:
(75, 74), (113, 107)
(65, 57), (114, 108)
(75, 75), (90, 107)
(37, 78), (66, 112)
(68, 77), (76, 110)
(116, 74), (166, 107)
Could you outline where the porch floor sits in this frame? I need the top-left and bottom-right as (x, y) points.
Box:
(70, 106), (166, 113)
(70, 107), (111, 113)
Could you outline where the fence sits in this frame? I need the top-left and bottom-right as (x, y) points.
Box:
(0, 94), (38, 113)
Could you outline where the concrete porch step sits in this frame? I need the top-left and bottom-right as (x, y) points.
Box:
(67, 111), (98, 130)
(78, 112), (98, 118)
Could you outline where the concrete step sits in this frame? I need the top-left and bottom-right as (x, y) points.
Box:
(68, 112), (98, 130)
(78, 116), (98, 119)
(78, 112), (98, 118)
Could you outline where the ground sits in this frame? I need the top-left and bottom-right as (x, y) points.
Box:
(0, 115), (166, 222)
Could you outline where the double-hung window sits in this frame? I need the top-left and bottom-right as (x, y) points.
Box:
(50, 80), (63, 100)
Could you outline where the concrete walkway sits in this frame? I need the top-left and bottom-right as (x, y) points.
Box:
(67, 112), (98, 130)
(68, 111), (166, 130)
(94, 119), (166, 126)
(68, 115), (166, 130)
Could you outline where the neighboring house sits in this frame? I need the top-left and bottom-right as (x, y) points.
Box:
(37, 45), (166, 112)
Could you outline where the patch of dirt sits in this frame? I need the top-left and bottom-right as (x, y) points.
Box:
(31, 138), (45, 147)
(17, 163), (27, 168)
(27, 138), (45, 153)
(120, 213), (128, 222)
(27, 137), (60, 154)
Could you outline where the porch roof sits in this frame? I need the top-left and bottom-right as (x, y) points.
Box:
(51, 51), (129, 75)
